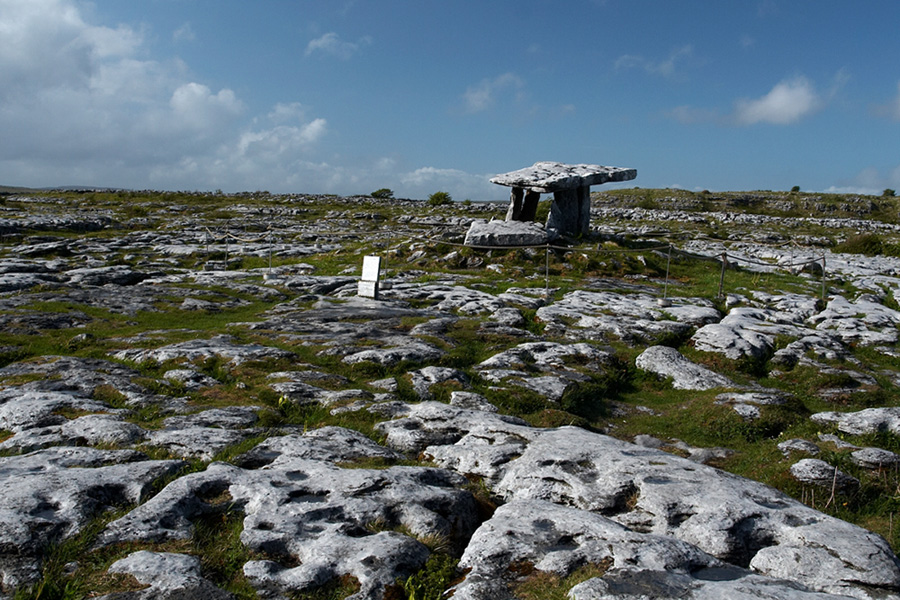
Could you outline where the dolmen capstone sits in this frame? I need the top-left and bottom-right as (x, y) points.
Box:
(491, 161), (637, 238)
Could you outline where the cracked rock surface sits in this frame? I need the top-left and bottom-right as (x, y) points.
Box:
(1, 190), (900, 599)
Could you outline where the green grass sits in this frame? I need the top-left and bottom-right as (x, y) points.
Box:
(6, 185), (900, 582)
(511, 560), (612, 600)
(396, 553), (459, 600)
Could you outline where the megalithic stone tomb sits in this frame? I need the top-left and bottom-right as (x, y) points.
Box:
(490, 161), (637, 237)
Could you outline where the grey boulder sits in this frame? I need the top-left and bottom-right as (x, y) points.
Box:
(635, 346), (735, 390)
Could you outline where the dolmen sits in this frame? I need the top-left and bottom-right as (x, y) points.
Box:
(491, 161), (637, 238)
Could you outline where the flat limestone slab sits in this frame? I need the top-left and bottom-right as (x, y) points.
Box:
(463, 219), (548, 246)
(490, 161), (636, 193)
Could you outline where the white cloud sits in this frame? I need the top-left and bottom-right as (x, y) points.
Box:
(823, 165), (900, 195)
(267, 102), (308, 123)
(173, 22), (195, 43)
(735, 76), (820, 125)
(400, 166), (472, 187)
(668, 73), (842, 127)
(614, 45), (693, 79)
(462, 73), (524, 113)
(0, 0), (335, 192)
(237, 120), (327, 157)
(0, 0), (138, 95)
(0, 0), (501, 199)
(398, 166), (498, 200)
(305, 32), (371, 60)
(170, 82), (243, 130)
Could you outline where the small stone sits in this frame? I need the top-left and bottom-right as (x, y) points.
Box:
(777, 439), (820, 458)
(851, 447), (900, 469)
(790, 458), (859, 492)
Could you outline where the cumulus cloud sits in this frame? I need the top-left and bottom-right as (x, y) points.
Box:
(614, 45), (693, 79)
(0, 0), (494, 198)
(735, 76), (820, 125)
(462, 73), (524, 113)
(398, 166), (498, 200)
(0, 0), (138, 96)
(667, 73), (842, 127)
(824, 165), (900, 196)
(267, 102), (309, 123)
(305, 32), (371, 60)
(169, 82), (243, 131)
(0, 0), (334, 191)
(237, 120), (327, 158)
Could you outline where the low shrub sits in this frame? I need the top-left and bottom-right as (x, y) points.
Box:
(427, 191), (452, 206)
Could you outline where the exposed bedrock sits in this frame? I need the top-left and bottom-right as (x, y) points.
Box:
(402, 403), (900, 598)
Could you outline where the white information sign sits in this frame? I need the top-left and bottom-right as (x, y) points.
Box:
(358, 255), (382, 299)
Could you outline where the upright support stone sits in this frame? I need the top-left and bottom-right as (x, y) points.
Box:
(577, 184), (591, 234)
(505, 187), (525, 221)
(505, 188), (541, 222)
(547, 188), (577, 235)
(546, 186), (591, 236)
(520, 189), (540, 221)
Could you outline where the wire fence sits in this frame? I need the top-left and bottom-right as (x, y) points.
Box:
(199, 223), (831, 301)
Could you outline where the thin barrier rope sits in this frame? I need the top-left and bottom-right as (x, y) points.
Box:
(405, 232), (829, 301)
(203, 226), (273, 244)
(716, 249), (828, 300)
(200, 222), (830, 301)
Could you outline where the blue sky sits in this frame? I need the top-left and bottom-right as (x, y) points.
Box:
(2, 0), (900, 200)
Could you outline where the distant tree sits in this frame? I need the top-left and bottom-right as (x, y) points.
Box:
(883, 188), (896, 197)
(791, 185), (801, 193)
(371, 188), (394, 199)
(427, 191), (453, 206)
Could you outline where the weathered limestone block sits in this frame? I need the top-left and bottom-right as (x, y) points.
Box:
(0, 447), (182, 592)
(811, 407), (900, 436)
(375, 401), (530, 454)
(535, 290), (717, 343)
(98, 427), (480, 599)
(491, 428), (900, 597)
(463, 219), (548, 247)
(789, 458), (860, 493)
(393, 403), (900, 598)
(635, 345), (735, 390)
(452, 500), (849, 600)
(778, 439), (821, 458)
(105, 551), (234, 599)
(112, 334), (294, 366)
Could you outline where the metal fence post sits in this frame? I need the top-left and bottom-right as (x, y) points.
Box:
(664, 244), (672, 300)
(718, 251), (727, 298)
(545, 245), (550, 297)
